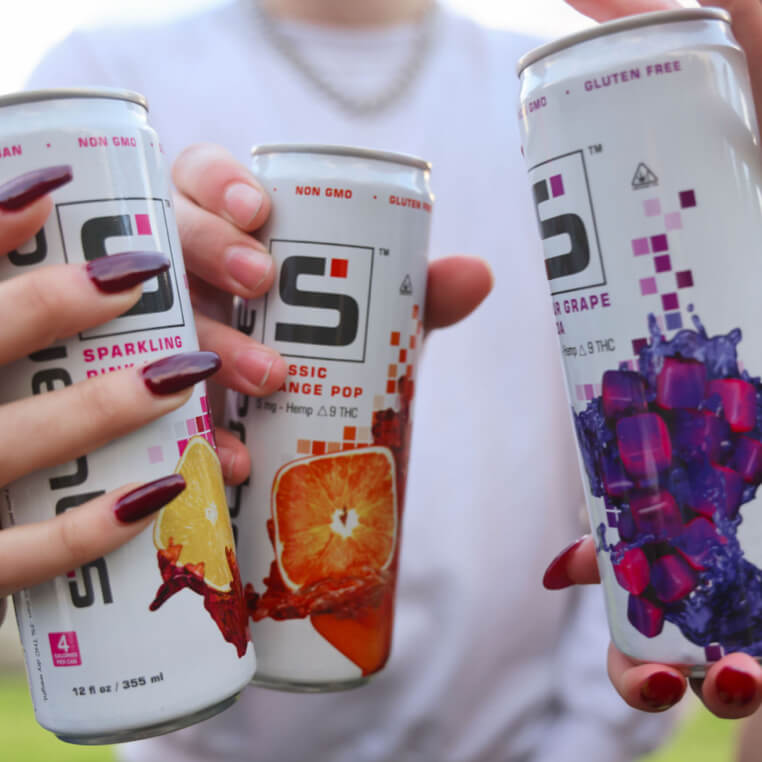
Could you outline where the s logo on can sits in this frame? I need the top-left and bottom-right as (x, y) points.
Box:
(529, 150), (606, 295)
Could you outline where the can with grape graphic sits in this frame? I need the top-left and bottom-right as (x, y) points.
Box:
(0, 89), (254, 742)
(227, 144), (432, 690)
(518, 9), (762, 674)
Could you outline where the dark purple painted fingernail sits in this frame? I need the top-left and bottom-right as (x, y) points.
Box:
(86, 251), (171, 294)
(114, 474), (185, 523)
(542, 536), (587, 590)
(640, 671), (685, 711)
(142, 351), (221, 396)
(0, 165), (73, 211)
(716, 666), (757, 706)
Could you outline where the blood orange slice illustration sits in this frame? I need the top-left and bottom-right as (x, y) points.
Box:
(311, 586), (395, 675)
(154, 436), (236, 591)
(272, 447), (398, 592)
(149, 436), (251, 657)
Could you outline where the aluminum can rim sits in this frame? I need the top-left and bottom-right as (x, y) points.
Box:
(0, 87), (148, 111)
(517, 7), (732, 77)
(251, 143), (431, 172)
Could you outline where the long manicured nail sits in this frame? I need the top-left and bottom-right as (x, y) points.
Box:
(114, 474), (186, 523)
(87, 251), (170, 294)
(142, 351), (221, 396)
(640, 671), (685, 711)
(0, 165), (73, 211)
(542, 536), (587, 590)
(224, 245), (272, 292)
(716, 666), (757, 706)
(224, 182), (263, 228)
(234, 348), (277, 389)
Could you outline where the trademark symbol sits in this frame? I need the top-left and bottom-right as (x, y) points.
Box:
(588, 144), (603, 155)
(379, 248), (390, 256)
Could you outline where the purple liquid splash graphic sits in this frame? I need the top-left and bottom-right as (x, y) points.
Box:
(576, 313), (762, 654)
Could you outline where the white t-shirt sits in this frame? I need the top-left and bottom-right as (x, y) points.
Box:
(27, 3), (674, 761)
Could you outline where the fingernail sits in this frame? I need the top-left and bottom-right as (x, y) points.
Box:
(640, 671), (685, 711)
(114, 474), (186, 523)
(224, 245), (272, 292)
(142, 351), (221, 396)
(224, 182), (263, 228)
(542, 536), (587, 590)
(87, 251), (170, 294)
(0, 165), (73, 211)
(716, 666), (757, 706)
(234, 349), (277, 389)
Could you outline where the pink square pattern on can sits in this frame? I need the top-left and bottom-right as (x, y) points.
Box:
(135, 214), (152, 236)
(49, 631), (82, 667)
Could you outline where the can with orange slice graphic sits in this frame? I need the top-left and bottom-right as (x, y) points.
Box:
(227, 144), (432, 690)
(0, 89), (254, 743)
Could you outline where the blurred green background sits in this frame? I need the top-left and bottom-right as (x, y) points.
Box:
(0, 621), (742, 762)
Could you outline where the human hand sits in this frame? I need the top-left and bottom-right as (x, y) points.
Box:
(0, 166), (224, 624)
(170, 143), (494, 473)
(547, 0), (762, 722)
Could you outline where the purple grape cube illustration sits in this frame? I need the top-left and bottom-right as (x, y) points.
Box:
(688, 463), (744, 520)
(575, 314), (762, 655)
(732, 437), (762, 485)
(656, 357), (706, 410)
(628, 594), (665, 638)
(630, 489), (684, 540)
(650, 554), (698, 603)
(671, 409), (729, 463)
(706, 378), (756, 433)
(674, 518), (721, 571)
(616, 413), (672, 479)
(602, 370), (648, 419)
(613, 546), (651, 595)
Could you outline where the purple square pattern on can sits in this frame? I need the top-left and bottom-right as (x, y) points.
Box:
(651, 234), (669, 253)
(662, 293), (679, 311)
(680, 190), (697, 208)
(654, 255), (672, 273)
(640, 277), (658, 296)
(632, 237), (650, 256)
(676, 270), (694, 288)
(550, 174), (565, 197)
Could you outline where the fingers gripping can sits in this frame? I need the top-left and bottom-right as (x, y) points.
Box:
(518, 9), (762, 674)
(227, 145), (432, 691)
(0, 90), (254, 742)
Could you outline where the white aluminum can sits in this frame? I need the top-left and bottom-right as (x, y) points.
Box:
(0, 89), (254, 742)
(518, 9), (762, 674)
(227, 144), (432, 690)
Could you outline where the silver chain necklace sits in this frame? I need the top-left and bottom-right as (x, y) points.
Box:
(253, 1), (438, 116)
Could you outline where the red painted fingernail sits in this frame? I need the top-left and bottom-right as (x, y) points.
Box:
(141, 351), (221, 396)
(640, 671), (685, 711)
(86, 251), (170, 294)
(542, 536), (587, 590)
(114, 474), (185, 523)
(716, 666), (757, 706)
(0, 165), (72, 210)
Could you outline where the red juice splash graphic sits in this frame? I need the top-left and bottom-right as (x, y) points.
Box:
(150, 540), (251, 658)
(246, 375), (414, 674)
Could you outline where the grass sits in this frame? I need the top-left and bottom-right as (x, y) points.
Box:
(0, 672), (115, 761)
(0, 670), (740, 761)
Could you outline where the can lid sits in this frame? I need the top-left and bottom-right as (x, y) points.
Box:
(517, 7), (732, 77)
(251, 143), (431, 171)
(0, 87), (148, 111)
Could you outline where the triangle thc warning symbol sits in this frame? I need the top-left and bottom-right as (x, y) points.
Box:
(632, 162), (658, 189)
(400, 275), (413, 295)
(317, 406), (328, 417)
